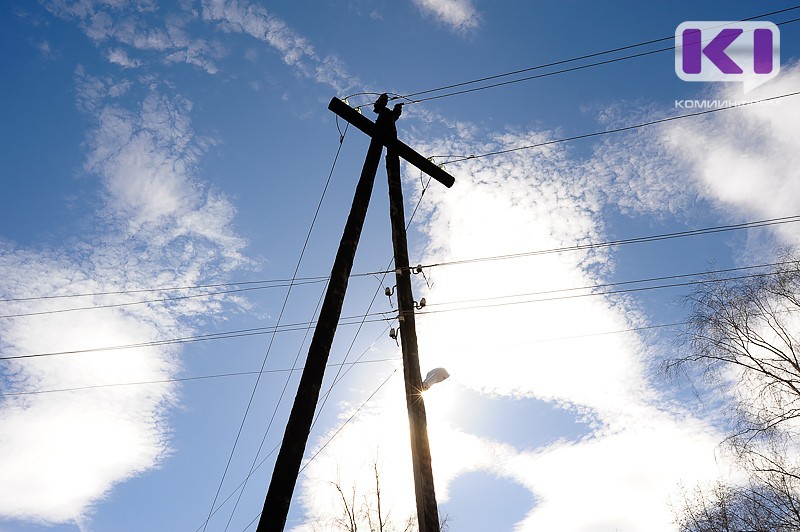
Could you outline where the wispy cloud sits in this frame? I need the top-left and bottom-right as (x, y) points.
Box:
(200, 0), (359, 92)
(45, 0), (223, 74)
(590, 64), (800, 244)
(0, 68), (247, 525)
(662, 68), (800, 245)
(107, 47), (141, 68)
(411, 0), (480, 32)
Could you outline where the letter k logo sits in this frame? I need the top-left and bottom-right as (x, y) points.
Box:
(675, 21), (780, 92)
(682, 28), (743, 75)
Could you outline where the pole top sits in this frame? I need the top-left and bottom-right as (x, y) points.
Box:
(328, 96), (455, 188)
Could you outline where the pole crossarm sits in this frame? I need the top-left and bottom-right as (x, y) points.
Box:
(328, 97), (455, 189)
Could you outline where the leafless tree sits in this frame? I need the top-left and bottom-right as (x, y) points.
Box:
(675, 475), (800, 532)
(318, 460), (449, 532)
(669, 255), (800, 530)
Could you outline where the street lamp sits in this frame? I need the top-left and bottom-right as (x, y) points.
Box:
(422, 368), (450, 391)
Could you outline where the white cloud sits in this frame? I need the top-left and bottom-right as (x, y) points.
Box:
(0, 266), (181, 524)
(0, 73), (247, 524)
(411, 0), (480, 31)
(79, 74), (246, 260)
(201, 0), (359, 92)
(591, 64), (800, 246)
(107, 47), (141, 68)
(661, 66), (800, 246)
(37, 40), (53, 59)
(45, 0), (223, 74)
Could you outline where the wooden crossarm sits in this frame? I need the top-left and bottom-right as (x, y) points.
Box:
(328, 97), (455, 188)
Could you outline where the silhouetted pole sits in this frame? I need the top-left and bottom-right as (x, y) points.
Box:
(386, 145), (441, 532)
(327, 95), (453, 532)
(256, 102), (393, 532)
(255, 95), (453, 531)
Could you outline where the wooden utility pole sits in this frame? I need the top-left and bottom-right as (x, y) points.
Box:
(386, 146), (440, 532)
(257, 95), (454, 531)
(257, 101), (393, 532)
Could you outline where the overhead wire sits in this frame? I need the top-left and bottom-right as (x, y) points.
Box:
(420, 268), (800, 316)
(434, 91), (800, 165)
(191, 327), (396, 532)
(198, 122), (351, 532)
(4, 214), (799, 319)
(423, 260), (800, 308)
(419, 215), (800, 270)
(0, 357), (399, 398)
(0, 270), (397, 305)
(386, 7), (800, 105)
(4, 315), (713, 401)
(0, 318), (392, 362)
(239, 368), (399, 532)
(0, 277), (326, 303)
(0, 279), (328, 320)
(221, 283), (329, 531)
(5, 222), (800, 362)
(0, 265), (772, 363)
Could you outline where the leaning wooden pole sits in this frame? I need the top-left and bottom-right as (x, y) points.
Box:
(256, 104), (392, 532)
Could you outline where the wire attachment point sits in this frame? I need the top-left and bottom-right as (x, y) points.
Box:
(412, 265), (432, 289)
(385, 286), (396, 308)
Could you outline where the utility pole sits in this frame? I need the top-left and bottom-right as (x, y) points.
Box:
(330, 95), (453, 532)
(386, 146), (440, 532)
(257, 100), (393, 532)
(256, 95), (454, 531)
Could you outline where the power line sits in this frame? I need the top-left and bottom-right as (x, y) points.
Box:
(0, 279), (328, 319)
(7, 258), (796, 363)
(0, 277), (325, 304)
(422, 268), (800, 316)
(4, 214), (799, 320)
(0, 357), (399, 398)
(200, 123), (351, 532)
(420, 215), (800, 269)
(425, 260), (798, 308)
(388, 8), (800, 105)
(435, 91), (800, 165)
(0, 272), (395, 305)
(192, 330), (397, 532)
(240, 368), (399, 532)
(221, 283), (328, 531)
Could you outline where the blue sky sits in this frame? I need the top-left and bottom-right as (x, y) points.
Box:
(1, 1), (800, 531)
